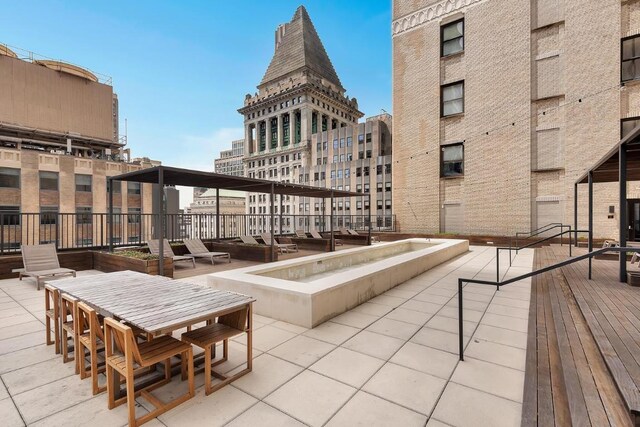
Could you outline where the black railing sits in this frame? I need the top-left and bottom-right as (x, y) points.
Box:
(0, 212), (396, 254)
(458, 246), (639, 361)
(495, 227), (588, 282)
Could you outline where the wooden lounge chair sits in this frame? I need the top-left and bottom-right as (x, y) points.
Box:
(20, 244), (76, 290)
(105, 317), (195, 427)
(183, 239), (230, 264)
(261, 233), (298, 253)
(181, 305), (252, 395)
(295, 229), (308, 238)
(347, 228), (380, 243)
(310, 229), (343, 246)
(148, 239), (195, 268)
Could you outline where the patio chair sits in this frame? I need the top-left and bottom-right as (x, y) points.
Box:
(45, 284), (61, 354)
(295, 229), (308, 238)
(181, 305), (251, 395)
(148, 239), (195, 268)
(60, 293), (79, 371)
(105, 317), (195, 427)
(20, 244), (76, 290)
(261, 233), (298, 253)
(76, 301), (106, 395)
(347, 228), (380, 243)
(183, 238), (230, 264)
(240, 235), (260, 245)
(309, 230), (343, 246)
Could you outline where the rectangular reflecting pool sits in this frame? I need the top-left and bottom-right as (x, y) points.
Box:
(208, 238), (469, 328)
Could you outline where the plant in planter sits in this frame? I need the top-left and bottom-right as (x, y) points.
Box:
(93, 250), (173, 277)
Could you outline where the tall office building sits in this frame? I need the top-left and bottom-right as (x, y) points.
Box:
(214, 139), (245, 176)
(240, 6), (392, 233)
(392, 0), (640, 238)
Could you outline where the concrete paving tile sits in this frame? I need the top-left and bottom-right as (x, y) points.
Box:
(326, 391), (427, 427)
(384, 307), (435, 326)
(159, 383), (257, 427)
(330, 311), (379, 329)
(465, 339), (526, 371)
(426, 418), (453, 426)
(342, 330), (405, 360)
(492, 296), (530, 309)
(474, 324), (527, 349)
(213, 341), (262, 374)
(0, 344), (58, 375)
(0, 313), (36, 327)
(271, 320), (308, 334)
(421, 287), (457, 298)
(351, 302), (393, 317)
(425, 315), (475, 337)
(303, 321), (360, 345)
(310, 347), (384, 388)
(366, 317), (421, 340)
(438, 306), (483, 322)
(0, 398), (24, 427)
(480, 313), (528, 333)
(486, 304), (529, 319)
(451, 357), (524, 402)
(230, 353), (303, 399)
(0, 331), (43, 356)
(445, 298), (489, 312)
(411, 327), (468, 355)
(412, 292), (451, 304)
(432, 382), (521, 427)
(264, 370), (356, 427)
(233, 324), (296, 352)
(12, 374), (94, 424)
(268, 335), (335, 367)
(383, 288), (419, 299)
(0, 378), (8, 400)
(226, 402), (305, 427)
(363, 362), (446, 416)
(390, 341), (459, 380)
(2, 357), (76, 395)
(0, 321), (44, 341)
(400, 300), (442, 314)
(367, 294), (406, 308)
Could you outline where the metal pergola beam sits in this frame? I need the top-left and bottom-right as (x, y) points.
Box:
(620, 143), (628, 282)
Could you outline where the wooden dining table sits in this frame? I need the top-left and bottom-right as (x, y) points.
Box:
(45, 270), (255, 394)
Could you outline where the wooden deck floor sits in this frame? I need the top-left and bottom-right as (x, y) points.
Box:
(522, 246), (635, 426)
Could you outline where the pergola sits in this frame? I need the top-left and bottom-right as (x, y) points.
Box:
(575, 124), (640, 281)
(107, 165), (369, 274)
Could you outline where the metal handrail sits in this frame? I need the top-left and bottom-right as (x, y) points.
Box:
(495, 228), (590, 282)
(514, 222), (563, 239)
(513, 223), (570, 255)
(457, 246), (638, 361)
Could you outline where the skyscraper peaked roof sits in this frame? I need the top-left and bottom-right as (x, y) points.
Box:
(260, 6), (343, 90)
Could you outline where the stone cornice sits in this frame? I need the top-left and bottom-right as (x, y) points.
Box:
(392, 0), (487, 37)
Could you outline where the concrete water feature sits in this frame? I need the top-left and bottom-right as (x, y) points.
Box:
(207, 238), (469, 327)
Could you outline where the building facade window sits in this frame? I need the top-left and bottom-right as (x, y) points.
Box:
(128, 182), (141, 195)
(0, 168), (20, 188)
(441, 81), (464, 116)
(622, 35), (640, 82)
(0, 206), (20, 225)
(39, 171), (58, 191)
(75, 174), (92, 192)
(622, 117), (640, 138)
(441, 143), (464, 177)
(76, 207), (92, 224)
(441, 19), (464, 57)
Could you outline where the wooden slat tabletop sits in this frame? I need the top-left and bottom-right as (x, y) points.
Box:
(46, 270), (255, 335)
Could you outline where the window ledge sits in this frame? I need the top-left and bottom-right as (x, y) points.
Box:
(532, 167), (564, 173)
(441, 51), (464, 60)
(440, 175), (464, 180)
(441, 113), (464, 120)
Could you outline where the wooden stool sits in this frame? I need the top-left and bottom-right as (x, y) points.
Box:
(76, 302), (106, 394)
(44, 285), (61, 354)
(181, 305), (252, 395)
(60, 293), (79, 372)
(105, 318), (194, 427)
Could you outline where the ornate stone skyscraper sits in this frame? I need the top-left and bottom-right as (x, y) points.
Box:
(239, 6), (364, 231)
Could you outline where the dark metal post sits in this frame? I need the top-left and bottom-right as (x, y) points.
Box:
(330, 191), (335, 252)
(158, 167), (165, 276)
(108, 178), (113, 253)
(496, 247), (500, 284)
(216, 188), (220, 241)
(569, 225), (572, 257)
(620, 143), (628, 282)
(368, 193), (372, 245)
(574, 183), (578, 247)
(458, 278), (464, 361)
(588, 170), (593, 279)
(279, 195), (284, 235)
(270, 183), (275, 262)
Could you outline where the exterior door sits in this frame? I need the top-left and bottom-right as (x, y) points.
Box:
(628, 200), (640, 241)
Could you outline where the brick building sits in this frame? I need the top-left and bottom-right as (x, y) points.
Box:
(392, 0), (638, 239)
(0, 44), (160, 249)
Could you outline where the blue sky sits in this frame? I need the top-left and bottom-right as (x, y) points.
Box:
(1, 1), (391, 207)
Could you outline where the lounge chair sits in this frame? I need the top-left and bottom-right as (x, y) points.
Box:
(347, 228), (380, 243)
(260, 233), (298, 253)
(148, 239), (196, 268)
(295, 229), (308, 238)
(20, 243), (76, 290)
(310, 230), (343, 246)
(184, 239), (230, 264)
(240, 235), (261, 245)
